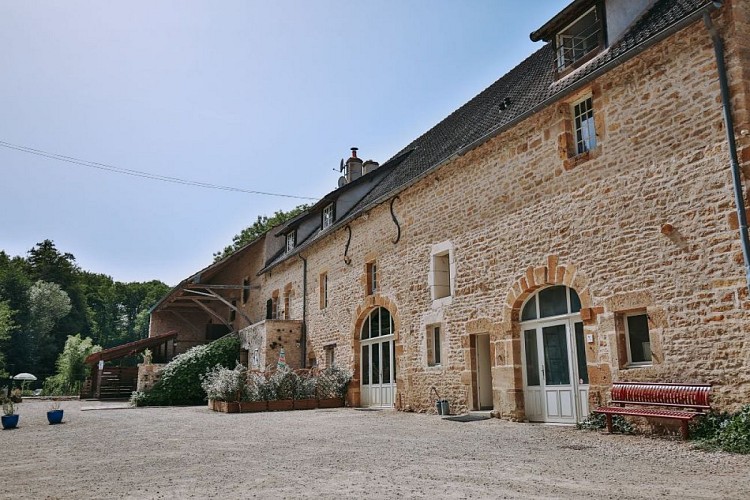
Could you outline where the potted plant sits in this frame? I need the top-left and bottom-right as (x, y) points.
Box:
(2, 398), (19, 430)
(317, 366), (351, 408)
(47, 400), (64, 425)
(293, 371), (318, 410)
(201, 363), (245, 413)
(267, 369), (294, 411)
(240, 372), (269, 413)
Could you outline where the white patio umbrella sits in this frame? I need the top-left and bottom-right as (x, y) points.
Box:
(12, 373), (37, 381)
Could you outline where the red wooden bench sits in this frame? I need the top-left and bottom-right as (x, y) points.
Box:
(594, 382), (711, 439)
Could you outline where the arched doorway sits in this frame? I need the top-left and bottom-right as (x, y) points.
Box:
(520, 285), (589, 424)
(360, 307), (396, 407)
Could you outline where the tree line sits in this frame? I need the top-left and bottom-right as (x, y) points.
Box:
(0, 240), (170, 381)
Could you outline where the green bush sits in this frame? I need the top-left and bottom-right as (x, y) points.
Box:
(715, 405), (750, 454)
(132, 334), (240, 406)
(690, 410), (732, 442)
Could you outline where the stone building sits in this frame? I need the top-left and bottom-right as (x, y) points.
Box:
(148, 0), (750, 423)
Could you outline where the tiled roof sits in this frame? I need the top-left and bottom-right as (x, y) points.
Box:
(261, 0), (715, 272)
(355, 0), (714, 211)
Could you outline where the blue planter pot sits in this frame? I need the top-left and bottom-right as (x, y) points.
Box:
(47, 409), (64, 425)
(1, 414), (19, 429)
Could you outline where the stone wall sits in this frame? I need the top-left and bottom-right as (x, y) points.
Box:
(259, 8), (750, 415)
(239, 320), (304, 371)
(136, 363), (165, 393)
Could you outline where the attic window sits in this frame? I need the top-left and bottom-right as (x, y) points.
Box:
(322, 203), (335, 230)
(556, 7), (602, 72)
(286, 231), (296, 253)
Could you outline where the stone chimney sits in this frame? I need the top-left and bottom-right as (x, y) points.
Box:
(362, 160), (380, 175)
(345, 147), (363, 182)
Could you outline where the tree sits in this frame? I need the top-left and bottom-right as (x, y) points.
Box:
(26, 280), (72, 377)
(0, 301), (14, 378)
(43, 334), (101, 395)
(213, 204), (310, 261)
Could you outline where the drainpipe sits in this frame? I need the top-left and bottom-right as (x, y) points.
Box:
(704, 8), (750, 294)
(299, 254), (308, 368)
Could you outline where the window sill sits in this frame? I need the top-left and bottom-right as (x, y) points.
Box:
(623, 362), (652, 369)
(563, 146), (600, 171)
(431, 295), (453, 309)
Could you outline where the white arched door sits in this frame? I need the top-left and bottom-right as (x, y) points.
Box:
(520, 286), (589, 424)
(360, 307), (396, 407)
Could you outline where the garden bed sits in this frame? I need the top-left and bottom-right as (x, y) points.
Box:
(208, 397), (344, 413)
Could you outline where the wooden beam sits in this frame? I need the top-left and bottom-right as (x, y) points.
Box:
(184, 283), (261, 290)
(191, 299), (232, 329)
(203, 288), (254, 326)
(182, 289), (216, 298)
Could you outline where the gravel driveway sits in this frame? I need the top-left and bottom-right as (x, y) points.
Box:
(2, 400), (750, 499)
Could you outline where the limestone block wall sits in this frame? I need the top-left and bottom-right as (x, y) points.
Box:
(239, 320), (304, 371)
(256, 6), (750, 414)
(136, 363), (165, 392)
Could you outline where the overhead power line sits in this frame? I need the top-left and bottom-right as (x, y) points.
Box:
(0, 140), (320, 201)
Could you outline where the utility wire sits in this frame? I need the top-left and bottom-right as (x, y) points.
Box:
(0, 140), (320, 201)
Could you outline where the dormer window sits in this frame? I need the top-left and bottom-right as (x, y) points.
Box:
(322, 203), (335, 230)
(555, 6), (602, 72)
(286, 231), (296, 253)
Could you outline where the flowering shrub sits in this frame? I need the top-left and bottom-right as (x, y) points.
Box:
(244, 367), (351, 402)
(201, 363), (247, 402)
(131, 334), (240, 406)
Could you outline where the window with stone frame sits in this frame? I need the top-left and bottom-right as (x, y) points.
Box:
(319, 272), (328, 309)
(324, 344), (336, 367)
(366, 261), (377, 296)
(322, 203), (335, 230)
(429, 242), (454, 303)
(555, 6), (603, 73)
(624, 312), (652, 366)
(283, 290), (291, 320)
(266, 291), (279, 320)
(572, 96), (596, 155)
(426, 324), (443, 367)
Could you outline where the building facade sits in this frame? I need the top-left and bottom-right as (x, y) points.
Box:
(149, 0), (750, 423)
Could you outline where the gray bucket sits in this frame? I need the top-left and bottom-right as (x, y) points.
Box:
(438, 399), (449, 416)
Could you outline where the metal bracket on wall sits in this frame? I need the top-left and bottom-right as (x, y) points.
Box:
(343, 225), (352, 265)
(390, 196), (401, 244)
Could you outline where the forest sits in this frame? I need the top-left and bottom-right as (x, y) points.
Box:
(0, 240), (170, 384)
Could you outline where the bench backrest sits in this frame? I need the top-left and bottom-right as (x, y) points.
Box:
(610, 382), (711, 410)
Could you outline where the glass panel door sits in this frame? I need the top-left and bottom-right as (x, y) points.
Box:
(542, 324), (570, 386)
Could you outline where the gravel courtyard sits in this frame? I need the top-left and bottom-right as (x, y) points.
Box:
(2, 400), (750, 499)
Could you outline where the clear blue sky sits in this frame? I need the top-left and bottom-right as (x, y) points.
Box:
(0, 1), (569, 285)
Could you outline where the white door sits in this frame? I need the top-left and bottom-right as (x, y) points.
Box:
(359, 307), (396, 408)
(360, 336), (395, 407)
(522, 319), (589, 423)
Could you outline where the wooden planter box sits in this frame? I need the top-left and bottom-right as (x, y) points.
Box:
(293, 398), (318, 410)
(214, 401), (240, 413)
(267, 399), (294, 411)
(208, 399), (217, 411)
(318, 397), (344, 408)
(239, 401), (268, 413)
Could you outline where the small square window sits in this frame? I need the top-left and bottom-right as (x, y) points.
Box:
(427, 325), (443, 367)
(286, 231), (296, 253)
(573, 97), (596, 155)
(322, 204), (335, 230)
(319, 272), (328, 309)
(366, 262), (377, 296)
(625, 313), (652, 365)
